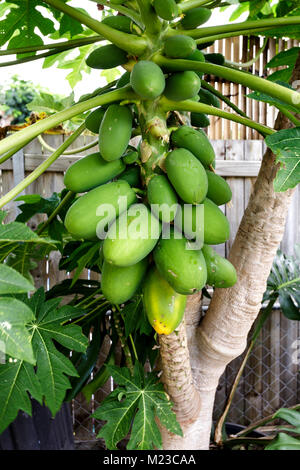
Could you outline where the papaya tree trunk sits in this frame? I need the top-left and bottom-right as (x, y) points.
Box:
(159, 54), (300, 450)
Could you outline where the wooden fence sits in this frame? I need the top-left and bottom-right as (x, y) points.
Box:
(0, 135), (299, 442)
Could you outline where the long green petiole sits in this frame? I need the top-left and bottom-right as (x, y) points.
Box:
(0, 124), (85, 209)
(226, 38), (268, 69)
(37, 135), (98, 155)
(43, 0), (147, 55)
(180, 16), (300, 39)
(0, 36), (103, 56)
(0, 87), (136, 160)
(195, 27), (271, 45)
(180, 0), (214, 12)
(161, 98), (274, 136)
(36, 190), (75, 235)
(276, 105), (300, 126)
(154, 55), (300, 111)
(0, 45), (81, 68)
(201, 80), (248, 118)
(89, 0), (143, 28)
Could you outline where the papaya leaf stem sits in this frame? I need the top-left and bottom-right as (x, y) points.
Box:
(160, 97), (274, 137)
(226, 37), (268, 69)
(178, 16), (300, 39)
(135, 0), (162, 35)
(0, 45), (84, 68)
(200, 80), (248, 118)
(195, 27), (270, 45)
(90, 0), (143, 28)
(154, 55), (300, 111)
(43, 0), (147, 55)
(37, 134), (98, 155)
(0, 87), (136, 160)
(0, 124), (85, 209)
(36, 190), (75, 235)
(180, 0), (215, 12)
(0, 36), (103, 56)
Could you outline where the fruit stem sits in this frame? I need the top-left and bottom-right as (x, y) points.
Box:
(37, 134), (98, 155)
(160, 97), (274, 136)
(154, 55), (300, 111)
(0, 87), (137, 160)
(36, 190), (75, 235)
(43, 0), (147, 55)
(0, 124), (85, 209)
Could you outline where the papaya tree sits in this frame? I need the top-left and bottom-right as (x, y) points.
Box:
(0, 0), (299, 451)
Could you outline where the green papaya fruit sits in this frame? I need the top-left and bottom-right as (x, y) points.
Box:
(186, 49), (205, 63)
(103, 203), (161, 266)
(202, 245), (237, 288)
(116, 71), (131, 88)
(101, 15), (133, 34)
(191, 112), (210, 128)
(165, 148), (208, 204)
(147, 174), (178, 223)
(174, 203), (204, 242)
(171, 125), (215, 167)
(204, 52), (225, 65)
(118, 165), (141, 187)
(181, 7), (212, 29)
(164, 35), (196, 59)
(64, 153), (125, 193)
(64, 180), (136, 240)
(85, 108), (106, 134)
(130, 61), (165, 100)
(99, 104), (133, 161)
(199, 88), (221, 108)
(206, 170), (232, 205)
(101, 258), (148, 304)
(164, 71), (201, 101)
(153, 0), (179, 21)
(143, 267), (187, 335)
(153, 228), (207, 295)
(203, 198), (230, 244)
(86, 44), (128, 69)
(122, 150), (139, 165)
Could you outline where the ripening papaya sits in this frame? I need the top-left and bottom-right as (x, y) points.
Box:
(199, 88), (221, 108)
(206, 170), (232, 205)
(101, 258), (148, 304)
(64, 180), (136, 240)
(164, 35), (196, 59)
(143, 267), (187, 335)
(181, 7), (212, 29)
(153, 0), (178, 21)
(204, 52), (225, 65)
(202, 245), (237, 288)
(118, 165), (141, 187)
(171, 125), (215, 167)
(101, 15), (134, 34)
(64, 153), (125, 193)
(103, 203), (161, 267)
(86, 44), (128, 69)
(153, 228), (207, 295)
(99, 104), (133, 161)
(164, 71), (201, 101)
(191, 112), (210, 128)
(203, 198), (230, 244)
(165, 148), (208, 204)
(85, 108), (106, 134)
(147, 174), (178, 223)
(130, 61), (165, 100)
(116, 71), (131, 88)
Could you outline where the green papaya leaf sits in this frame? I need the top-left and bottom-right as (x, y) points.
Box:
(0, 264), (34, 294)
(0, 297), (35, 364)
(265, 127), (300, 192)
(94, 363), (182, 450)
(265, 433), (300, 450)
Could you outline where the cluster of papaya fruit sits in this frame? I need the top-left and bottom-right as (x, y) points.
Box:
(63, 1), (236, 336)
